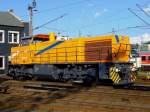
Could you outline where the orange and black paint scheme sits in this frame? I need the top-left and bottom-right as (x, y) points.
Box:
(8, 32), (137, 85)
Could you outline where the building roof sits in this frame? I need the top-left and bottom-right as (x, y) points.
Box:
(0, 11), (24, 27)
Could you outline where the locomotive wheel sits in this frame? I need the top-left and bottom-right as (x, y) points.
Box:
(12, 72), (17, 80)
(17, 76), (25, 81)
(12, 68), (26, 81)
(8, 67), (14, 76)
(14, 68), (23, 80)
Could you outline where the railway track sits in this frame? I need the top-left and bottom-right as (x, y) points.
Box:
(1, 74), (150, 91)
(0, 76), (10, 83)
(2, 80), (150, 99)
(3, 85), (150, 101)
(0, 79), (149, 112)
(1, 79), (150, 95)
(50, 85), (150, 112)
(0, 76), (10, 93)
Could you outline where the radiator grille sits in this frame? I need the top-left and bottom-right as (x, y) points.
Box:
(85, 40), (112, 61)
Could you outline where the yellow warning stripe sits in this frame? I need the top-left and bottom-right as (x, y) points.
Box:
(110, 67), (137, 84)
(131, 72), (137, 81)
(131, 75), (134, 82)
(114, 74), (120, 83)
(111, 73), (118, 82)
(110, 72), (116, 79)
(109, 67), (121, 84)
(110, 69), (117, 78)
(113, 74), (118, 82)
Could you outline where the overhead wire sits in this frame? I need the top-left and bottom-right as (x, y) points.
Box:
(82, 1), (150, 36)
(43, 26), (67, 32)
(79, 15), (136, 29)
(33, 0), (150, 37)
(34, 0), (90, 15)
(76, 5), (141, 30)
(33, 13), (68, 30)
(31, 1), (137, 35)
(136, 4), (150, 18)
(128, 8), (150, 27)
(95, 25), (150, 36)
(33, 0), (90, 34)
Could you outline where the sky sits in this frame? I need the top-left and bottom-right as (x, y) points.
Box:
(0, 0), (150, 44)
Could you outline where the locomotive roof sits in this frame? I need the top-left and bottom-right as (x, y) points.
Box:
(22, 34), (49, 41)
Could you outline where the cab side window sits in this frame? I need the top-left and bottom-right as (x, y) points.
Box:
(142, 56), (146, 61)
(148, 56), (150, 60)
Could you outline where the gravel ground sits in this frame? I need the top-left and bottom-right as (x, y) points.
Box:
(0, 80), (149, 112)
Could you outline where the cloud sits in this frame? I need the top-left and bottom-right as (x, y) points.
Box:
(103, 8), (108, 12)
(87, 3), (94, 7)
(143, 6), (150, 13)
(142, 33), (150, 42)
(131, 33), (150, 44)
(130, 36), (141, 44)
(94, 12), (101, 18)
(94, 9), (108, 18)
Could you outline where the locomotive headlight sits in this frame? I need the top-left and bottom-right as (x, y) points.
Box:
(131, 67), (137, 71)
(115, 68), (120, 72)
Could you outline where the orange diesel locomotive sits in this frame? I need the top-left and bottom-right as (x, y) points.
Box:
(8, 33), (136, 85)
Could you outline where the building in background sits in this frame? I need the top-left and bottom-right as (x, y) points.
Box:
(0, 10), (29, 74)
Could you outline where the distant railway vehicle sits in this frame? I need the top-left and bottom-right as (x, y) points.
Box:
(139, 51), (150, 70)
(8, 33), (137, 85)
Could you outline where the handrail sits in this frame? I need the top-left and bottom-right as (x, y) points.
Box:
(11, 43), (131, 64)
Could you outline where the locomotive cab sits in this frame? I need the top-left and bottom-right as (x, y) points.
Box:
(21, 32), (57, 46)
